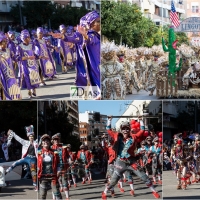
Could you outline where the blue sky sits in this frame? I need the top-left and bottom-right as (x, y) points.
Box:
(78, 100), (133, 127)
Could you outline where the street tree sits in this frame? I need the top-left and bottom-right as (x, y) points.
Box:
(101, 1), (189, 48)
(10, 1), (55, 28)
(9, 2), (89, 29)
(101, 1), (158, 47)
(50, 5), (89, 29)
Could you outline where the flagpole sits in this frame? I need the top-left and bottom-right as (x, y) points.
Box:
(161, 0), (163, 33)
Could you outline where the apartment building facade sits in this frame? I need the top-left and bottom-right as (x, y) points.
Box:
(79, 111), (107, 148)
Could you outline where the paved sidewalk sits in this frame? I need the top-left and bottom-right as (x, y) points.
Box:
(21, 67), (76, 100)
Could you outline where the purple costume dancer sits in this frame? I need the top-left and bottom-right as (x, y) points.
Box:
(7, 31), (18, 55)
(57, 24), (74, 73)
(34, 27), (56, 81)
(0, 34), (21, 100)
(63, 29), (88, 86)
(52, 30), (60, 64)
(78, 11), (100, 90)
(51, 11), (100, 94)
(16, 30), (41, 98)
(43, 36), (57, 78)
(7, 31), (19, 78)
(51, 23), (88, 86)
(31, 30), (37, 41)
(66, 26), (77, 68)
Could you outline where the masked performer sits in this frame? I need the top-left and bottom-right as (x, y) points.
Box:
(77, 145), (93, 184)
(51, 133), (69, 199)
(194, 134), (200, 181)
(102, 116), (160, 199)
(150, 137), (162, 184)
(38, 134), (62, 200)
(66, 144), (77, 187)
(6, 125), (37, 190)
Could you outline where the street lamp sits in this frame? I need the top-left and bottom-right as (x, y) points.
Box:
(124, 103), (140, 116)
(18, 0), (23, 26)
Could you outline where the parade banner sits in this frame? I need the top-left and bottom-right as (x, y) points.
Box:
(174, 17), (200, 32)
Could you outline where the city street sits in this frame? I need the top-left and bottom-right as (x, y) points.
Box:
(44, 169), (162, 200)
(125, 90), (158, 100)
(0, 179), (37, 199)
(21, 64), (76, 100)
(163, 171), (200, 199)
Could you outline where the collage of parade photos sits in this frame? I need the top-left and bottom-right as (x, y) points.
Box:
(0, 0), (200, 200)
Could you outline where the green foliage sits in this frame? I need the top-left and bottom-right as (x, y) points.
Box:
(50, 5), (89, 29)
(0, 101), (37, 138)
(9, 2), (89, 29)
(176, 31), (189, 46)
(159, 25), (189, 46)
(102, 1), (189, 48)
(22, 1), (54, 28)
(9, 4), (21, 24)
(102, 1), (142, 47)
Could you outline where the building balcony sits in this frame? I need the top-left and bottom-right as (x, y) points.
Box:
(71, 2), (82, 7)
(93, 0), (101, 4)
(68, 112), (78, 120)
(153, 0), (185, 12)
(87, 1), (100, 10)
(152, 14), (170, 25)
(144, 12), (153, 20)
(72, 101), (78, 106)
(74, 124), (78, 128)
(68, 104), (78, 113)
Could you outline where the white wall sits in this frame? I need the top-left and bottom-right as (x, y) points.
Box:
(115, 100), (150, 130)
(79, 113), (89, 123)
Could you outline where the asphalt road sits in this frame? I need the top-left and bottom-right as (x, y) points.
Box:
(0, 169), (162, 200)
(43, 169), (162, 200)
(0, 179), (37, 199)
(125, 89), (158, 100)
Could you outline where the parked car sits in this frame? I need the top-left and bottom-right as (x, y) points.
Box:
(0, 166), (6, 192)
(0, 161), (22, 193)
